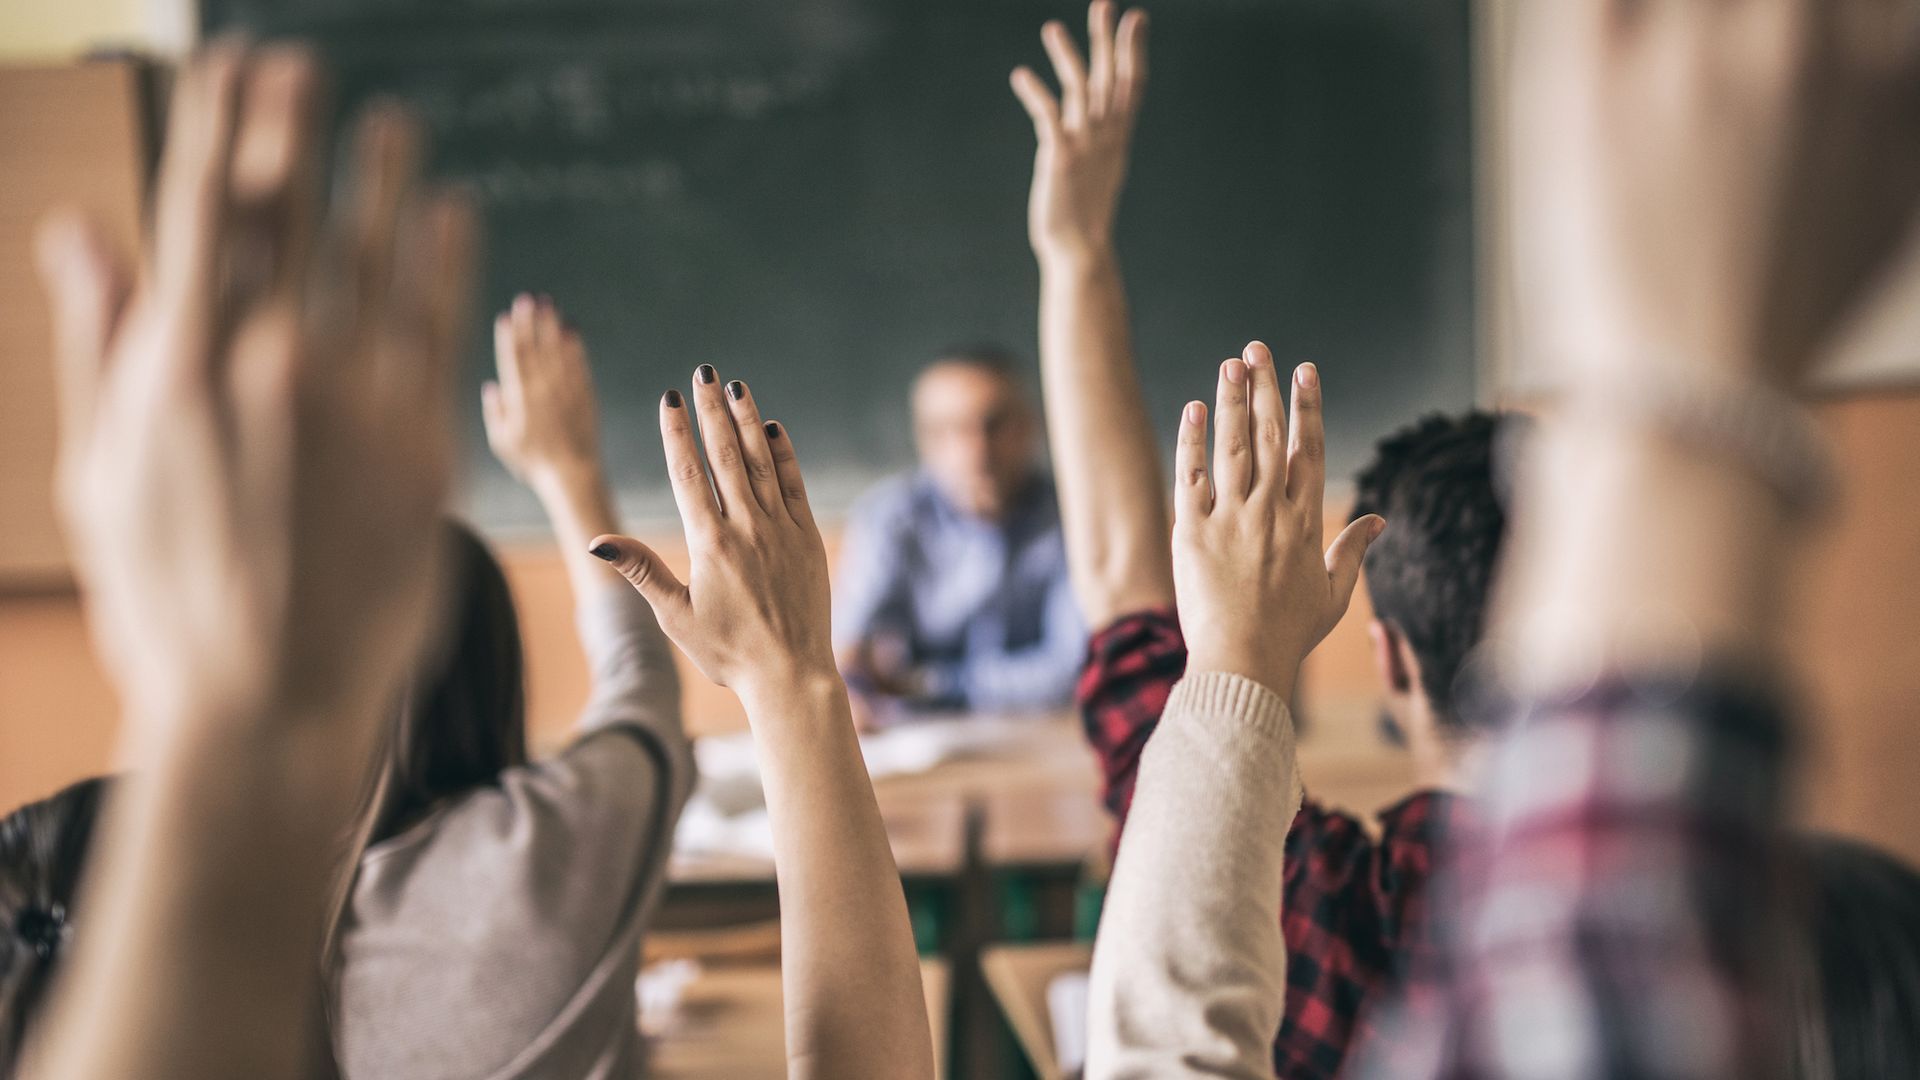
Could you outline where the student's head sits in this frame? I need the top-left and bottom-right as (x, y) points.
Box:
(1791, 835), (1920, 1080)
(369, 520), (528, 843)
(911, 346), (1038, 520)
(1348, 412), (1514, 762)
(0, 777), (110, 1076)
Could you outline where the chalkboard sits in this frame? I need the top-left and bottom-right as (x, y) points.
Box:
(202, 0), (1476, 533)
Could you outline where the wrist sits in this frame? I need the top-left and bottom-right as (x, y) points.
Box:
(1183, 649), (1297, 705)
(1035, 238), (1118, 274)
(527, 459), (607, 502)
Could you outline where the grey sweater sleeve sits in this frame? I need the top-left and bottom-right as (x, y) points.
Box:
(571, 582), (694, 806)
(1085, 671), (1302, 1080)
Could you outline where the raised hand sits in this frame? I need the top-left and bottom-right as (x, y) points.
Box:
(40, 45), (473, 733)
(1522, 0), (1920, 383)
(29, 42), (475, 1080)
(1171, 344), (1383, 699)
(589, 367), (834, 700)
(588, 375), (934, 1079)
(1012, 1), (1148, 260)
(484, 293), (603, 488)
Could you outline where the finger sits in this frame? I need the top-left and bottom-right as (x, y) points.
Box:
(1326, 515), (1386, 612)
(587, 534), (691, 623)
(1009, 66), (1062, 142)
(1245, 342), (1287, 495)
(533, 292), (557, 352)
(1041, 20), (1090, 128)
(690, 364), (756, 518)
(152, 41), (247, 356)
(1212, 358), (1253, 501)
(36, 212), (133, 453)
(405, 190), (476, 407)
(341, 100), (424, 340)
(506, 292), (536, 394)
(1174, 400), (1211, 524)
(1087, 1), (1117, 118)
(661, 386), (721, 534)
(481, 380), (507, 444)
(1115, 8), (1150, 115)
(1285, 362), (1326, 517)
(763, 420), (817, 528)
(228, 44), (323, 304)
(723, 379), (782, 516)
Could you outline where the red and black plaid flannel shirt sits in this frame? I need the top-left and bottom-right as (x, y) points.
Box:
(1078, 609), (1467, 1080)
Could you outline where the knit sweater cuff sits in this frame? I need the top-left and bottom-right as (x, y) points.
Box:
(1165, 670), (1295, 743)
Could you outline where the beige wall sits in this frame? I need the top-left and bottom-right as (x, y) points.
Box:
(0, 0), (148, 62)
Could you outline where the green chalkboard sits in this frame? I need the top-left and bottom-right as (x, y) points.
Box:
(201, 0), (1476, 532)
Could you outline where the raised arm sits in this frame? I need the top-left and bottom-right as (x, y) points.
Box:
(29, 45), (471, 1079)
(588, 372), (933, 1080)
(484, 294), (624, 599)
(1088, 347), (1381, 1078)
(1438, 3), (1920, 1077)
(1013, 2), (1171, 627)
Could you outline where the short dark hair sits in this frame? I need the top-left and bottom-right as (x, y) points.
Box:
(1794, 835), (1920, 1079)
(1, 776), (110, 1077)
(1349, 411), (1514, 732)
(370, 521), (528, 843)
(927, 342), (1025, 379)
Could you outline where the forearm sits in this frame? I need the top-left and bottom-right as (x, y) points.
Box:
(30, 700), (383, 1080)
(531, 462), (627, 598)
(1037, 246), (1175, 625)
(740, 676), (934, 1080)
(1087, 672), (1299, 1079)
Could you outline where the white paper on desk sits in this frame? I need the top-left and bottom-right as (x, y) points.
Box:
(1048, 971), (1090, 1075)
(672, 718), (1060, 860)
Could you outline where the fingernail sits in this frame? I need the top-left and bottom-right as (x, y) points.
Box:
(1224, 359), (1247, 384)
(1184, 401), (1205, 424)
(588, 543), (618, 562)
(696, 364), (716, 385)
(1243, 342), (1267, 367)
(1298, 363), (1319, 388)
(1369, 517), (1386, 539)
(726, 379), (746, 401)
(764, 420), (781, 439)
(664, 389), (683, 408)
(537, 293), (553, 307)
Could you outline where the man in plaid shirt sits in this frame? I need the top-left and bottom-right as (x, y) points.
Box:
(1012, 8), (1513, 1076)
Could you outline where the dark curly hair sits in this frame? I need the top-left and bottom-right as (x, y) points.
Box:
(0, 776), (110, 1077)
(1349, 411), (1516, 732)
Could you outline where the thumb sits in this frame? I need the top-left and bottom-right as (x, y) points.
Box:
(588, 534), (689, 614)
(35, 211), (131, 449)
(1325, 514), (1386, 609)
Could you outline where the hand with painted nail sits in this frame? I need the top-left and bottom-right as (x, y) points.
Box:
(1170, 345), (1384, 699)
(484, 293), (603, 489)
(590, 368), (834, 698)
(590, 373), (936, 1079)
(38, 45), (474, 732)
(1012, 1), (1148, 260)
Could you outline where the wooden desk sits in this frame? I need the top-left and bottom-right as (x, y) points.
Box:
(648, 959), (950, 1079)
(980, 941), (1092, 1080)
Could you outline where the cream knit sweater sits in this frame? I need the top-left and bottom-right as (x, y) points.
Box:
(1086, 671), (1303, 1079)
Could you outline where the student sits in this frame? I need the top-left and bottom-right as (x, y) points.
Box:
(1010, 5), (1511, 1073)
(24, 43), (476, 1080)
(834, 348), (1083, 722)
(1088, 0), (1920, 1076)
(327, 295), (694, 1080)
(1085, 353), (1385, 1075)
(0, 779), (109, 1076)
(590, 368), (937, 1080)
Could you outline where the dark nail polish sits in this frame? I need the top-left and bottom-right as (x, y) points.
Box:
(588, 543), (618, 562)
(764, 421), (781, 439)
(726, 380), (745, 401)
(696, 364), (716, 385)
(663, 389), (683, 408)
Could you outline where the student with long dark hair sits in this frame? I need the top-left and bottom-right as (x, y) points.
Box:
(328, 294), (695, 1080)
(0, 779), (108, 1077)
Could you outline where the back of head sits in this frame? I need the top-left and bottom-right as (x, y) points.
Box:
(0, 777), (110, 1077)
(1793, 835), (1920, 1080)
(1349, 411), (1514, 733)
(370, 521), (528, 844)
